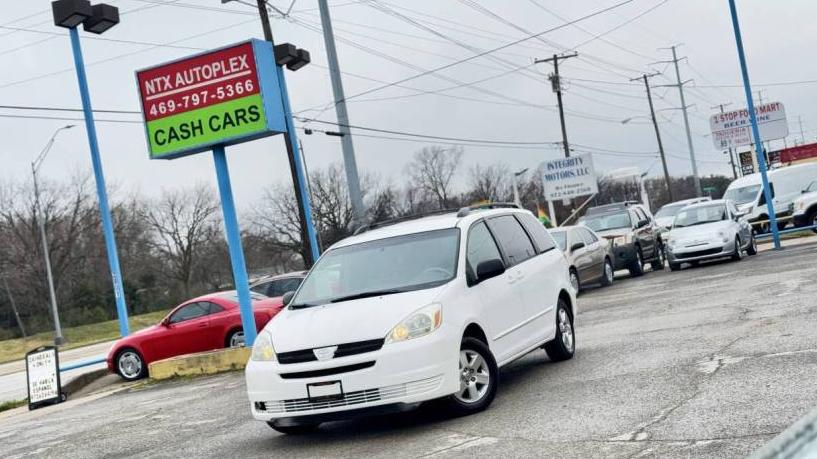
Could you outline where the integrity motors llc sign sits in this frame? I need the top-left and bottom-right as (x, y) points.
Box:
(136, 40), (287, 159)
(543, 153), (598, 200)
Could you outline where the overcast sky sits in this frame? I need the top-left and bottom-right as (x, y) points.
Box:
(2, 0), (816, 208)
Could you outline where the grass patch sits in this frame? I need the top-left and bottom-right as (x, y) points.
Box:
(0, 399), (26, 413)
(0, 310), (169, 365)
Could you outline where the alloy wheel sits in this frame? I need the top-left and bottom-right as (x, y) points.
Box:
(230, 331), (245, 347)
(558, 308), (574, 353)
(118, 351), (142, 380)
(454, 349), (491, 404)
(570, 271), (580, 292)
(605, 261), (614, 283)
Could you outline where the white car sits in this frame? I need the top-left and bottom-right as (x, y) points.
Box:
(792, 179), (817, 231)
(654, 197), (712, 231)
(245, 205), (576, 434)
(666, 199), (757, 271)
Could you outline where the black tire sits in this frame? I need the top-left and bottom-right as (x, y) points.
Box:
(669, 262), (681, 271)
(731, 238), (743, 261)
(569, 268), (581, 293)
(628, 247), (645, 277)
(268, 423), (320, 435)
(544, 297), (575, 362)
(225, 328), (245, 348)
(807, 209), (817, 234)
(651, 242), (665, 271)
(600, 258), (614, 287)
(115, 348), (147, 381)
(746, 233), (758, 256)
(443, 337), (499, 416)
(758, 216), (770, 234)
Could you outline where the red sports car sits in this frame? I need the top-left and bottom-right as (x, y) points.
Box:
(107, 291), (284, 381)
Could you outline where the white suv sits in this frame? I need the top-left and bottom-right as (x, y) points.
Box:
(245, 205), (577, 434)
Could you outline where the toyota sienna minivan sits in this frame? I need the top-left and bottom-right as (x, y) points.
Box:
(245, 204), (577, 434)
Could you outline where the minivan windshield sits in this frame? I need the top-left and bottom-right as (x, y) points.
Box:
(580, 211), (631, 232)
(806, 180), (817, 193)
(291, 228), (460, 308)
(673, 205), (727, 228)
(723, 185), (760, 205)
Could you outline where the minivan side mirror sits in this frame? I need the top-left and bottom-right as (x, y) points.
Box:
(570, 241), (585, 252)
(476, 259), (505, 283)
(282, 291), (295, 306)
(637, 219), (649, 228)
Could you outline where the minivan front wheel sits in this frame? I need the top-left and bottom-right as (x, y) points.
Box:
(445, 338), (498, 415)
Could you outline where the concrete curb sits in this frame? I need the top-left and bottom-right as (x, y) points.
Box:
(63, 368), (109, 396)
(148, 347), (251, 380)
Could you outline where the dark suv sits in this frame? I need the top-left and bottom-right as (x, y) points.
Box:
(578, 202), (664, 276)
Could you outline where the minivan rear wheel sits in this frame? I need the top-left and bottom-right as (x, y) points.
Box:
(444, 338), (498, 415)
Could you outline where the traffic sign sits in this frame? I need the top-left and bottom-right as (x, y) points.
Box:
(136, 40), (286, 159)
(543, 153), (598, 200)
(710, 102), (788, 149)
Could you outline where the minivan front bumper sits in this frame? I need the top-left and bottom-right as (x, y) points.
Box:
(245, 329), (459, 424)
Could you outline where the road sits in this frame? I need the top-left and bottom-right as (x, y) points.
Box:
(0, 341), (112, 403)
(2, 241), (816, 458)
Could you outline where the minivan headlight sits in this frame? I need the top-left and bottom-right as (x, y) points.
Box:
(251, 331), (276, 362)
(386, 304), (442, 344)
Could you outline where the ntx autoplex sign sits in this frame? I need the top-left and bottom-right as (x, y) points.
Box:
(136, 40), (286, 159)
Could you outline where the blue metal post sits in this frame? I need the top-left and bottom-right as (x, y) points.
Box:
(276, 66), (321, 263)
(728, 0), (781, 249)
(68, 27), (130, 336)
(212, 146), (257, 346)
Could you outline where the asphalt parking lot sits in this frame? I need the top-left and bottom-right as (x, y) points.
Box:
(2, 240), (816, 459)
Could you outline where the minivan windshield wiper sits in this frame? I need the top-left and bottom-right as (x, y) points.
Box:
(329, 288), (406, 303)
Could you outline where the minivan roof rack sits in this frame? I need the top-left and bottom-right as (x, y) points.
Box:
(456, 202), (519, 218)
(352, 202), (521, 236)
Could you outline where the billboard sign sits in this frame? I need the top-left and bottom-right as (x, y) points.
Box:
(710, 102), (788, 149)
(26, 346), (62, 410)
(136, 40), (287, 159)
(543, 153), (598, 200)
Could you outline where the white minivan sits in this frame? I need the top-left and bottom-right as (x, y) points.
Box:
(723, 163), (817, 232)
(245, 205), (576, 434)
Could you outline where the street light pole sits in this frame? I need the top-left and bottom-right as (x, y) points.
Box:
(512, 168), (528, 207)
(53, 0), (131, 337)
(31, 124), (74, 345)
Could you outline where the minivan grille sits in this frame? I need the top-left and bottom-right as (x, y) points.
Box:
(277, 338), (385, 364)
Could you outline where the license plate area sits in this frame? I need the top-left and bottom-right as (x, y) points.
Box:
(307, 381), (343, 402)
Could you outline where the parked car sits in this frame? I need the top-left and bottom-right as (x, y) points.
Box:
(792, 179), (817, 232)
(578, 202), (664, 276)
(723, 163), (817, 232)
(550, 225), (614, 292)
(245, 204), (576, 434)
(107, 291), (284, 381)
(665, 199), (757, 271)
(654, 197), (712, 231)
(250, 271), (307, 298)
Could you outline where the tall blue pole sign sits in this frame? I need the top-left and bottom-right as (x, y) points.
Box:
(728, 0), (781, 249)
(67, 26), (131, 337)
(136, 40), (315, 346)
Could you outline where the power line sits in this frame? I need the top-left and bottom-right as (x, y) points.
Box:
(334, 0), (637, 103)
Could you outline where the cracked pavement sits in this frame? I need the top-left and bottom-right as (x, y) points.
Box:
(2, 240), (816, 458)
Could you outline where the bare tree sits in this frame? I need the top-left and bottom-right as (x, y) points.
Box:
(144, 184), (220, 298)
(406, 146), (463, 209)
(467, 163), (510, 203)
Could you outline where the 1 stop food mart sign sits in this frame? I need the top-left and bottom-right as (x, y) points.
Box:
(136, 40), (286, 159)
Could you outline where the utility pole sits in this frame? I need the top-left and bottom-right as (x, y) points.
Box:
(658, 45), (701, 196)
(633, 73), (673, 201)
(535, 52), (578, 158)
(712, 103), (738, 179)
(237, 0), (319, 266)
(317, 0), (365, 225)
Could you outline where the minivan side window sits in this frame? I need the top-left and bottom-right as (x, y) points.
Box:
(487, 215), (536, 267)
(759, 183), (775, 205)
(466, 221), (503, 284)
(516, 213), (556, 253)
